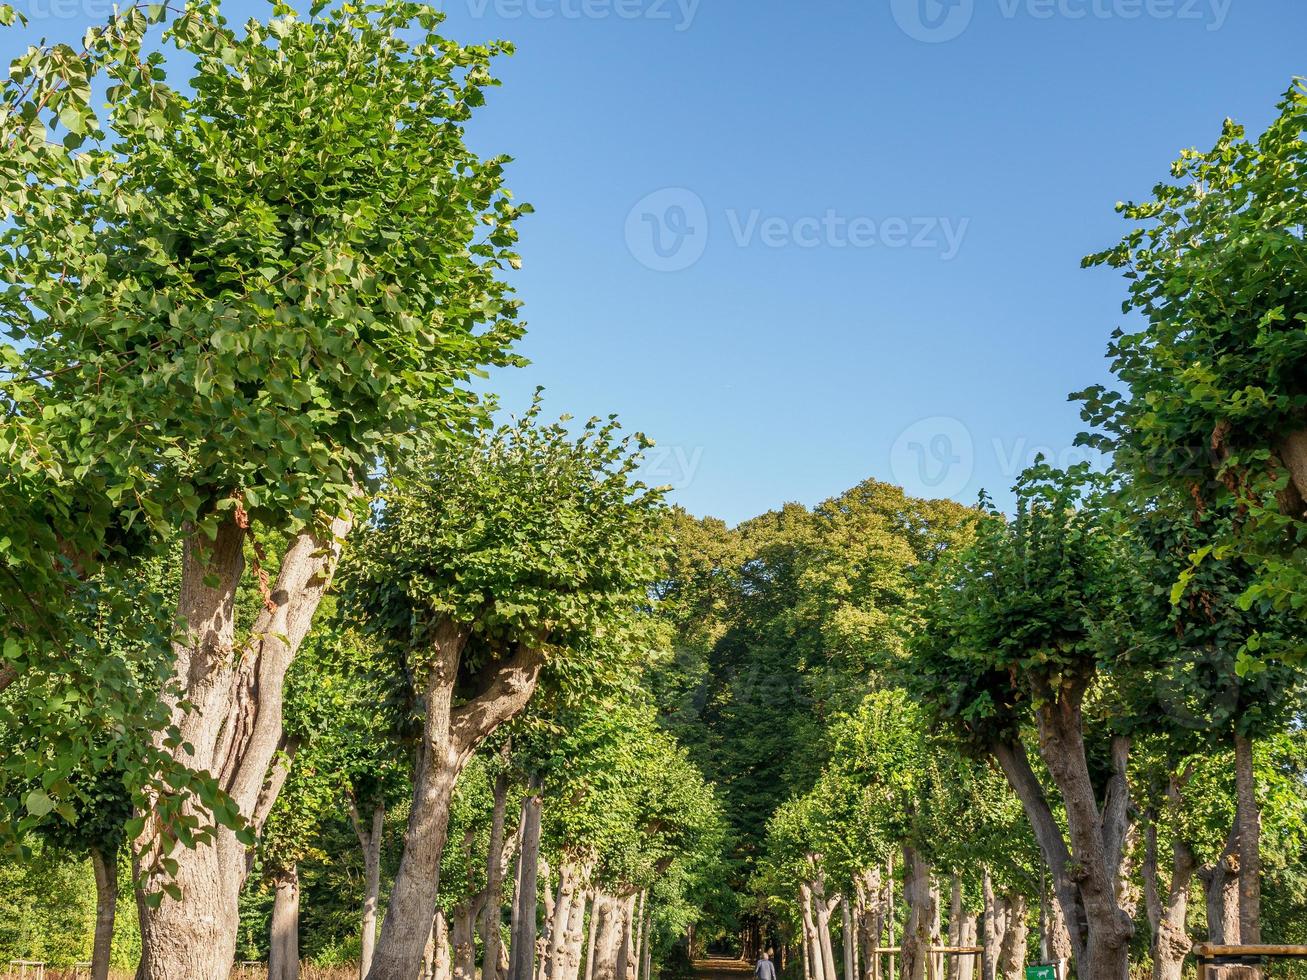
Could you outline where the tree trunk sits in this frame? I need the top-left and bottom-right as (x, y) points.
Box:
(547, 862), (583, 980)
(560, 886), (591, 980)
(351, 800), (386, 980)
(137, 513), (351, 980)
(1276, 429), (1307, 514)
(957, 917), (978, 980)
(617, 893), (638, 980)
(89, 844), (119, 980)
(990, 742), (1086, 968)
(640, 903), (653, 980)
(802, 917), (813, 980)
(633, 892), (647, 980)
(484, 765), (514, 980)
(982, 873), (1003, 980)
(801, 883), (825, 980)
(947, 875), (963, 980)
(510, 783), (545, 980)
(270, 865), (301, 980)
(592, 894), (628, 980)
(901, 848), (936, 980)
(430, 912), (453, 980)
(995, 895), (1027, 980)
(1198, 822), (1240, 945)
(369, 634), (544, 980)
(843, 897), (856, 980)
(1232, 733), (1261, 946)
(585, 893), (600, 980)
(812, 877), (839, 980)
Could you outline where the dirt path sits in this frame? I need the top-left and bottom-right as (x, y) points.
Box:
(693, 957), (755, 980)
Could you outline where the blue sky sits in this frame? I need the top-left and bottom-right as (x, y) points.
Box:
(9, 0), (1304, 522)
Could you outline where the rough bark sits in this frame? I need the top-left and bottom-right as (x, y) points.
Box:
(560, 886), (591, 980)
(428, 912), (452, 980)
(995, 895), (1027, 980)
(546, 862), (583, 980)
(510, 783), (545, 980)
(90, 844), (119, 980)
(350, 800), (386, 980)
(269, 865), (301, 980)
(990, 741), (1086, 968)
(454, 900), (480, 980)
(1232, 732), (1261, 945)
(1034, 699), (1133, 980)
(1276, 429), (1307, 515)
(592, 894), (628, 980)
(1198, 822), (1240, 945)
(137, 512), (351, 980)
(368, 634), (545, 980)
(1143, 794), (1196, 980)
(623, 894), (639, 980)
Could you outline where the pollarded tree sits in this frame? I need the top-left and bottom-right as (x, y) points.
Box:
(1075, 81), (1307, 640)
(911, 464), (1141, 980)
(0, 0), (528, 974)
(1126, 497), (1304, 957)
(343, 400), (668, 979)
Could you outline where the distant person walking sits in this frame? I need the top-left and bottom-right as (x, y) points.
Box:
(756, 951), (777, 980)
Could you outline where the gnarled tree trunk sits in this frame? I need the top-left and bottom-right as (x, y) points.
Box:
(368, 633), (544, 980)
(136, 513), (351, 980)
(995, 894), (1027, 980)
(801, 882), (824, 980)
(591, 893), (629, 980)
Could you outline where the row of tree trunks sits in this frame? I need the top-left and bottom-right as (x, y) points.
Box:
(946, 875), (978, 980)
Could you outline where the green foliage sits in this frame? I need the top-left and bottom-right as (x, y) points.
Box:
(1076, 80), (1307, 653)
(344, 395), (667, 671)
(911, 463), (1132, 747)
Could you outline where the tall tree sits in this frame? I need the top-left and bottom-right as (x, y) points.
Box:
(345, 402), (667, 978)
(1, 0), (527, 975)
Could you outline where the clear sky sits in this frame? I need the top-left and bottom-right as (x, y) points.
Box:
(9, 0), (1305, 522)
